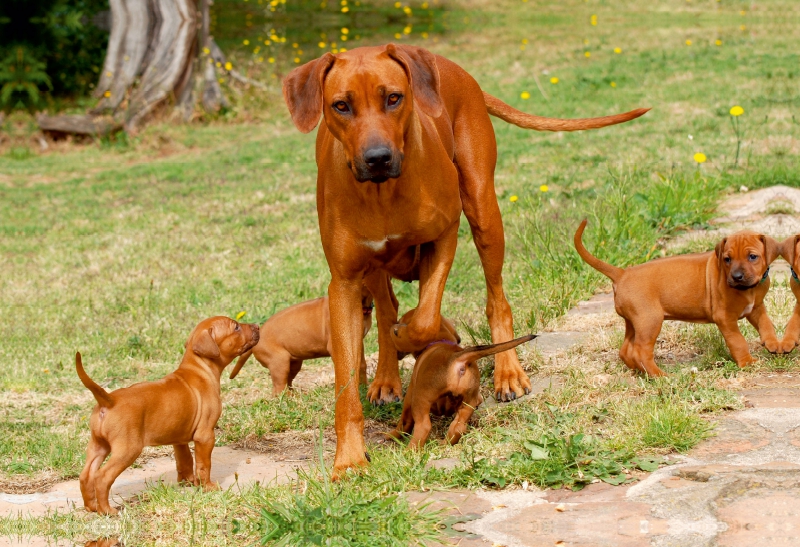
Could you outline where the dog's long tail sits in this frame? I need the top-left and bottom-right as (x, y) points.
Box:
(229, 350), (252, 380)
(574, 219), (624, 282)
(483, 92), (649, 132)
(75, 352), (114, 407)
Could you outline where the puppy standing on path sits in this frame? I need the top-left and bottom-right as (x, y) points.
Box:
(391, 334), (535, 448)
(228, 287), (374, 394)
(77, 316), (259, 515)
(574, 220), (781, 376)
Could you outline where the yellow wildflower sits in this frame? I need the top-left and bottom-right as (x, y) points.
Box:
(509, 195), (518, 202)
(584, 51), (591, 58)
(610, 81), (616, 87)
(520, 91), (530, 99)
(693, 152), (707, 164)
(685, 39), (692, 46)
(341, 27), (349, 34)
(539, 185), (549, 192)
(715, 39), (722, 46)
(268, 57), (275, 63)
(613, 47), (621, 54)
(243, 39), (250, 45)
(730, 105), (744, 116)
(224, 61), (232, 71)
(421, 32), (428, 39)
(236, 311), (247, 320)
(404, 26), (411, 34)
(319, 41), (326, 47)
(341, 6), (349, 12)
(590, 14), (597, 26)
(550, 77), (559, 84)
(103, 90), (111, 98)
(294, 57), (301, 63)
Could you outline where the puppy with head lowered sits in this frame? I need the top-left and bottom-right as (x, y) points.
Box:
(228, 286), (374, 394)
(76, 316), (259, 515)
(390, 334), (535, 449)
(778, 235), (800, 352)
(575, 220), (781, 376)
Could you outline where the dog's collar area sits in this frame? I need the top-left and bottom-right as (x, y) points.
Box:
(761, 267), (770, 283)
(792, 267), (798, 282)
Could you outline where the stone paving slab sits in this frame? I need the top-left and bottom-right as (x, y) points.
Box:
(0, 447), (303, 517)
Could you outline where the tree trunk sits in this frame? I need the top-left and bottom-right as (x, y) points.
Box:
(89, 0), (198, 132)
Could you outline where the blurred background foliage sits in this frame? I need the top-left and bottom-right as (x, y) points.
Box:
(0, 0), (110, 111)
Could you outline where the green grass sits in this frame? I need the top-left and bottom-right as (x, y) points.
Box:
(1, 0), (799, 543)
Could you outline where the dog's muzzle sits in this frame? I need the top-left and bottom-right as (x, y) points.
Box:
(354, 147), (403, 183)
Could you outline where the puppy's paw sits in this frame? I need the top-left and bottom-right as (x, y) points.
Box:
(390, 323), (426, 354)
(763, 338), (781, 354)
(493, 363), (532, 402)
(736, 355), (757, 368)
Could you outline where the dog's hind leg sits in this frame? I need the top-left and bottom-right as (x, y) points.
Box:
(619, 319), (639, 371)
(79, 436), (109, 512)
(94, 443), (142, 515)
(174, 443), (196, 485)
(287, 359), (303, 389)
(629, 316), (666, 377)
(453, 98), (531, 402)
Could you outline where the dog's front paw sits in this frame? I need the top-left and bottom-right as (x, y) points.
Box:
(778, 338), (798, 354)
(202, 481), (221, 492)
(736, 355), (758, 368)
(763, 338), (781, 354)
(493, 362), (532, 402)
(367, 378), (402, 405)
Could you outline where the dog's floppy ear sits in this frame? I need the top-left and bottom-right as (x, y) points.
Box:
(192, 327), (220, 360)
(282, 53), (335, 133)
(781, 235), (800, 265)
(714, 237), (728, 262)
(386, 44), (443, 118)
(760, 234), (780, 265)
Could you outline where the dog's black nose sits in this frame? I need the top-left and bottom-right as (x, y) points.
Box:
(732, 271), (745, 282)
(364, 147), (392, 167)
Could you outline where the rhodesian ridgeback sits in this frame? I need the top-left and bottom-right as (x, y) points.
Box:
(390, 334), (535, 448)
(283, 43), (647, 475)
(228, 288), (374, 394)
(574, 220), (780, 376)
(778, 235), (800, 352)
(77, 316), (259, 515)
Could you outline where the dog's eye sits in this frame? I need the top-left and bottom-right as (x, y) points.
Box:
(749, 254), (758, 261)
(333, 101), (350, 113)
(724, 257), (732, 264)
(235, 324), (240, 331)
(387, 93), (402, 107)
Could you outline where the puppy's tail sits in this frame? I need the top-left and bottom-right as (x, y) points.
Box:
(229, 350), (252, 380)
(574, 219), (624, 282)
(75, 352), (114, 408)
(483, 92), (649, 132)
(452, 334), (536, 366)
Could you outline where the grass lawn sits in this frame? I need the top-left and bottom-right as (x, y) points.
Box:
(1, 0), (799, 544)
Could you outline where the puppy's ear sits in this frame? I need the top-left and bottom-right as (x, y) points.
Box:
(760, 235), (780, 265)
(714, 237), (728, 262)
(282, 53), (335, 133)
(386, 44), (443, 118)
(782, 235), (800, 265)
(192, 328), (220, 360)
(448, 334), (536, 370)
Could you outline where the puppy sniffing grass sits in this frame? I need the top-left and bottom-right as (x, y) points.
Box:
(76, 316), (259, 515)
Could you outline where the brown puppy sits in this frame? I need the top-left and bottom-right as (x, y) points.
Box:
(778, 235), (800, 352)
(395, 307), (461, 360)
(228, 289), (374, 395)
(76, 316), (259, 515)
(574, 220), (780, 376)
(283, 43), (647, 475)
(391, 334), (535, 448)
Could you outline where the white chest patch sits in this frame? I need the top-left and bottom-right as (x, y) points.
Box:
(739, 303), (754, 319)
(362, 234), (402, 252)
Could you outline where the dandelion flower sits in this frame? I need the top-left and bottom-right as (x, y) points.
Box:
(394, 1), (401, 6)
(203, 47), (210, 54)
(740, 25), (746, 31)
(341, 27), (349, 34)
(613, 47), (621, 54)
(341, 6), (349, 12)
(292, 42), (299, 48)
(584, 51), (591, 58)
(268, 57), (275, 63)
(103, 90), (111, 98)
(294, 57), (301, 63)
(243, 39), (250, 45)
(590, 14), (597, 26)
(550, 77), (559, 84)
(421, 32), (428, 39)
(509, 195), (518, 202)
(522, 39), (528, 44)
(319, 41), (326, 47)
(236, 311), (247, 320)
(421, 2), (428, 7)
(685, 39), (692, 46)
(715, 39), (722, 46)
(539, 185), (549, 192)
(730, 105), (744, 116)
(404, 26), (412, 34)
(403, 6), (412, 14)
(340, 48), (347, 52)
(520, 91), (530, 99)
(610, 81), (616, 87)
(394, 32), (401, 39)
(693, 152), (707, 164)
(224, 62), (233, 71)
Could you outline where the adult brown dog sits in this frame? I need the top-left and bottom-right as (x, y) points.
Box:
(395, 307), (460, 359)
(574, 220), (780, 376)
(283, 43), (647, 475)
(778, 235), (800, 352)
(228, 289), (374, 394)
(76, 317), (259, 515)
(390, 334), (535, 448)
